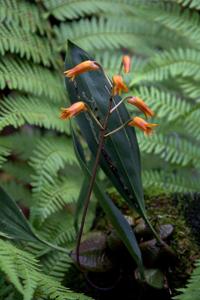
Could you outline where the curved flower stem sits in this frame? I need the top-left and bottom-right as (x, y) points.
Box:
(87, 106), (104, 129)
(110, 96), (132, 114)
(104, 119), (132, 137)
(75, 96), (113, 270)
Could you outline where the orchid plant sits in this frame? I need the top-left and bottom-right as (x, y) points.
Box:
(61, 41), (161, 278)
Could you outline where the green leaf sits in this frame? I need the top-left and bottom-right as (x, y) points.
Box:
(0, 187), (40, 243)
(71, 127), (144, 275)
(0, 187), (69, 253)
(135, 268), (165, 289)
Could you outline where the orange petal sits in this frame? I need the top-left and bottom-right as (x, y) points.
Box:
(64, 61), (99, 80)
(60, 102), (87, 120)
(128, 97), (154, 118)
(112, 75), (128, 95)
(122, 55), (131, 74)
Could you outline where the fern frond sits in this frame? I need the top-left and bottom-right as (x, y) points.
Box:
(174, 259), (200, 300)
(39, 211), (77, 245)
(0, 95), (69, 133)
(0, 239), (91, 300)
(0, 23), (57, 67)
(133, 86), (192, 122)
(0, 239), (38, 298)
(0, 132), (41, 160)
(39, 208), (94, 246)
(181, 108), (200, 141)
(33, 176), (80, 222)
(177, 78), (200, 100)
(54, 17), (166, 55)
(131, 48), (200, 84)
(0, 145), (10, 168)
(176, 0), (200, 10)
(30, 137), (77, 194)
(0, 0), (48, 34)
(0, 56), (65, 101)
(42, 251), (70, 282)
(142, 2), (200, 48)
(139, 133), (200, 168)
(43, 0), (136, 20)
(143, 170), (200, 193)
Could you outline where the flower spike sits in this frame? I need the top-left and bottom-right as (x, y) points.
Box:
(127, 97), (154, 118)
(122, 55), (131, 74)
(128, 116), (158, 136)
(64, 60), (99, 81)
(112, 75), (128, 95)
(60, 102), (87, 120)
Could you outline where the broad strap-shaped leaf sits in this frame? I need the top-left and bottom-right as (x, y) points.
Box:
(0, 187), (40, 242)
(65, 41), (146, 219)
(0, 187), (69, 253)
(71, 128), (144, 275)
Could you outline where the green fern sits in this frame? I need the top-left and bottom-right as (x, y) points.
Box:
(0, 239), (91, 300)
(133, 86), (192, 122)
(0, 23), (57, 67)
(140, 2), (200, 49)
(174, 259), (200, 300)
(41, 250), (70, 282)
(43, 0), (135, 20)
(131, 48), (200, 85)
(38, 211), (77, 245)
(32, 176), (81, 222)
(0, 132), (41, 160)
(142, 170), (200, 193)
(0, 95), (69, 133)
(0, 56), (65, 101)
(0, 145), (10, 168)
(138, 133), (200, 168)
(177, 77), (200, 99)
(176, 0), (200, 9)
(54, 17), (165, 55)
(0, 0), (48, 34)
(29, 137), (76, 193)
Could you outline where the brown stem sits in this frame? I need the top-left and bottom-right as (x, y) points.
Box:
(75, 96), (113, 269)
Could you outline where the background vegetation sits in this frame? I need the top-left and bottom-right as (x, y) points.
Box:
(0, 0), (200, 299)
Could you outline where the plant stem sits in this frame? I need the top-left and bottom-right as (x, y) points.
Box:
(75, 97), (113, 269)
(87, 107), (104, 129)
(110, 96), (131, 114)
(104, 119), (132, 137)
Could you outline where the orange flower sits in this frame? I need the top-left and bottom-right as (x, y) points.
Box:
(64, 60), (99, 80)
(128, 116), (158, 135)
(127, 97), (154, 118)
(60, 102), (87, 120)
(122, 55), (131, 74)
(112, 75), (128, 95)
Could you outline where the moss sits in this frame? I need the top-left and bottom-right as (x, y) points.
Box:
(107, 191), (200, 290)
(145, 194), (200, 290)
(72, 191), (200, 298)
